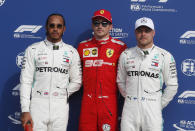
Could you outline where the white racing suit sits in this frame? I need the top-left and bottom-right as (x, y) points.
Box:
(117, 45), (178, 131)
(20, 39), (82, 131)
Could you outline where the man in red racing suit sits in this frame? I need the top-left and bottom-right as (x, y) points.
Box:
(78, 9), (127, 131)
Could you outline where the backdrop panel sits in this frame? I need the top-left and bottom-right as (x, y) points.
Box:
(0, 0), (195, 130)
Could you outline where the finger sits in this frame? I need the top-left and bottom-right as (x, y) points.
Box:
(23, 119), (28, 127)
(20, 116), (24, 121)
(22, 122), (26, 128)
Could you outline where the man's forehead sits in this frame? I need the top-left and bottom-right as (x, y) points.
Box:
(48, 15), (63, 22)
(93, 17), (109, 22)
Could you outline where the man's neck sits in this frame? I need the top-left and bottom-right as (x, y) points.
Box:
(47, 37), (61, 44)
(138, 43), (153, 49)
(94, 35), (110, 41)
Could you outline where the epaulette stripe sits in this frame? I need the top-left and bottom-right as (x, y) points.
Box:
(111, 39), (125, 46)
(80, 38), (92, 44)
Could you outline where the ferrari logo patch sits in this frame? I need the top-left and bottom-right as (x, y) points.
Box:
(106, 49), (114, 58)
(100, 10), (104, 14)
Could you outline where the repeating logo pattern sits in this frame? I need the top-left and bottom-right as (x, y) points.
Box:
(13, 25), (42, 39)
(180, 31), (195, 44)
(130, 0), (177, 12)
(16, 52), (25, 69)
(0, 0), (5, 6)
(173, 120), (195, 130)
(178, 91), (195, 104)
(109, 27), (128, 39)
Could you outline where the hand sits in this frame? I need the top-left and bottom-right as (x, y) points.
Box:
(20, 112), (34, 128)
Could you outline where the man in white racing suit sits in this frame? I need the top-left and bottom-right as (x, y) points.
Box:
(117, 17), (178, 131)
(20, 13), (82, 131)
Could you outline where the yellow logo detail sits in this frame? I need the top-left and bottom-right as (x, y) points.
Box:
(84, 50), (90, 56)
(106, 49), (114, 58)
(100, 10), (104, 14)
(92, 49), (97, 55)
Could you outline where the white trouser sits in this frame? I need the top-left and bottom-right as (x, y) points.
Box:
(121, 96), (163, 131)
(30, 98), (69, 131)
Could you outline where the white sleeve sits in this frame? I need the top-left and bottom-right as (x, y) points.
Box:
(117, 51), (127, 97)
(67, 48), (82, 96)
(20, 47), (35, 112)
(161, 52), (178, 109)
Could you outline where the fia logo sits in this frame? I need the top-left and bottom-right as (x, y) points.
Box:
(12, 84), (20, 96)
(180, 31), (195, 39)
(181, 59), (195, 76)
(131, 4), (141, 11)
(178, 90), (195, 104)
(14, 25), (42, 39)
(16, 52), (25, 68)
(14, 25), (42, 33)
(8, 112), (21, 125)
(178, 91), (195, 99)
(180, 31), (195, 44)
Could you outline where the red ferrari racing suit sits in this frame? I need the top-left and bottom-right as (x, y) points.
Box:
(78, 36), (127, 131)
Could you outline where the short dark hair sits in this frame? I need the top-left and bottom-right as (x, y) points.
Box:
(46, 13), (66, 26)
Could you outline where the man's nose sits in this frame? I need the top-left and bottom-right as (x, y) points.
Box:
(140, 31), (147, 36)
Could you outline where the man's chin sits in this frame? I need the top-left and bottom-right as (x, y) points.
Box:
(51, 37), (60, 40)
(49, 37), (61, 42)
(96, 33), (106, 38)
(139, 40), (148, 45)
